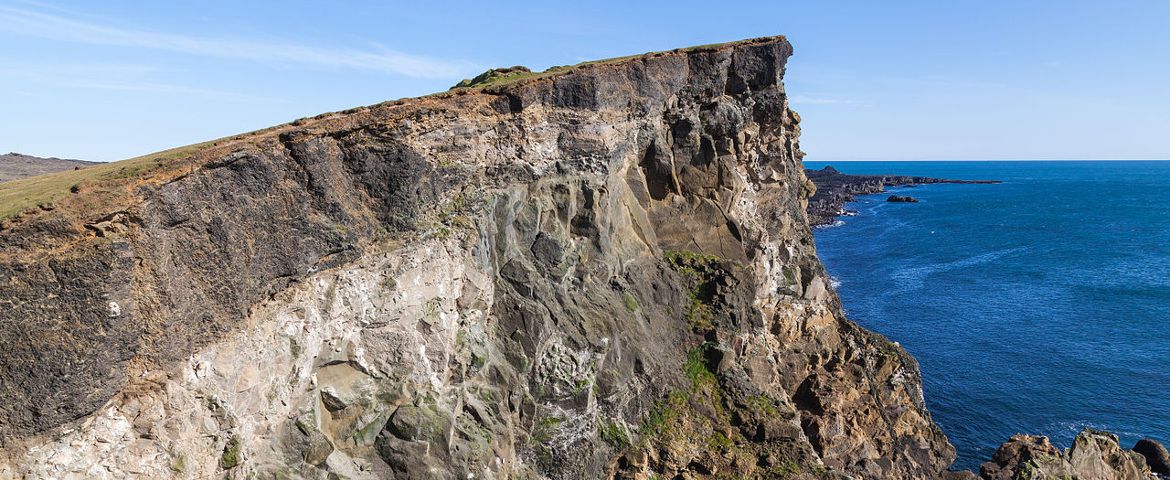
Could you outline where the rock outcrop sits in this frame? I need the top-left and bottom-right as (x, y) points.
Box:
(0, 37), (961, 479)
(1134, 439), (1170, 476)
(886, 195), (918, 203)
(980, 430), (1158, 480)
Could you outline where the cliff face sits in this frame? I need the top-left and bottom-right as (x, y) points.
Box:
(0, 37), (956, 479)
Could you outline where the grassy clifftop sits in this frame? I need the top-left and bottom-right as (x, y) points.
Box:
(0, 35), (787, 224)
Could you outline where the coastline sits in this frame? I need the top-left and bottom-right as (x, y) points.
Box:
(807, 162), (1170, 479)
(805, 165), (1000, 227)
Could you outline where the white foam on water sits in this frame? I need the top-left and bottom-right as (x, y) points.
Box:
(891, 246), (1030, 291)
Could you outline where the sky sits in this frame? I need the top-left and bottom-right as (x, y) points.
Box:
(1, 0), (1168, 162)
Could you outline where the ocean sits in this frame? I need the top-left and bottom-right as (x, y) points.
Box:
(803, 161), (1170, 471)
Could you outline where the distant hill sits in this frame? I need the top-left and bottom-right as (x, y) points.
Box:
(0, 152), (97, 183)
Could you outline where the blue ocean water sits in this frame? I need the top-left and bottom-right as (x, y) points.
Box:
(804, 161), (1170, 471)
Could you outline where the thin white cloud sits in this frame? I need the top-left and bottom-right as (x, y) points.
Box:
(0, 62), (167, 76)
(790, 95), (857, 106)
(0, 5), (474, 78)
(0, 62), (276, 102)
(61, 79), (278, 102)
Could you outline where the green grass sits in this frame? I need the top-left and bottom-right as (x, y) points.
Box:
(448, 36), (787, 93)
(664, 250), (722, 333)
(532, 415), (564, 444)
(707, 431), (733, 450)
(219, 435), (241, 469)
(0, 143), (195, 220)
(683, 343), (717, 388)
(639, 391), (687, 437)
(451, 66), (540, 90)
(623, 292), (639, 312)
(599, 419), (630, 448)
(0, 130), (264, 222)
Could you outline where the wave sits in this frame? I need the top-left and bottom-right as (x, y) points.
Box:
(829, 276), (842, 289)
(891, 246), (1030, 290)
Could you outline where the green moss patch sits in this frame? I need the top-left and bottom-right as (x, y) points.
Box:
(220, 435), (242, 469)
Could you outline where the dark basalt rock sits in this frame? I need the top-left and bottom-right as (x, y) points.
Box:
(887, 195), (919, 203)
(1134, 438), (1170, 474)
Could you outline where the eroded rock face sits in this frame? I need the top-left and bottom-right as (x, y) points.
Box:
(0, 37), (956, 479)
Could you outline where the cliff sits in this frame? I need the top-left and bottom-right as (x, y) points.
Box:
(0, 37), (979, 479)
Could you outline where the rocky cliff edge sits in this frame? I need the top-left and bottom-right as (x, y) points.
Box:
(2, 36), (961, 479)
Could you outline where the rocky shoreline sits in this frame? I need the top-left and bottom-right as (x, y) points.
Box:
(979, 430), (1170, 479)
(805, 165), (999, 226)
(806, 164), (1170, 479)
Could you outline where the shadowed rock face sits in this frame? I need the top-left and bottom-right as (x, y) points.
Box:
(0, 37), (957, 479)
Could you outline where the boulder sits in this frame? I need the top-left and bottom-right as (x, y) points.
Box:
(980, 429), (1155, 480)
(1133, 438), (1170, 475)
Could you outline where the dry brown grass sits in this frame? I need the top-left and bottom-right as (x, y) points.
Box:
(0, 135), (252, 221)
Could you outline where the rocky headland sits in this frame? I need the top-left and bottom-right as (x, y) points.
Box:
(804, 165), (999, 227)
(0, 37), (1162, 480)
(0, 153), (95, 183)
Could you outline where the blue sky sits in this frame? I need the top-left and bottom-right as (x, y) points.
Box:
(2, 0), (1168, 161)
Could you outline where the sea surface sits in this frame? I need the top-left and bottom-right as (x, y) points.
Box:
(803, 161), (1170, 471)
